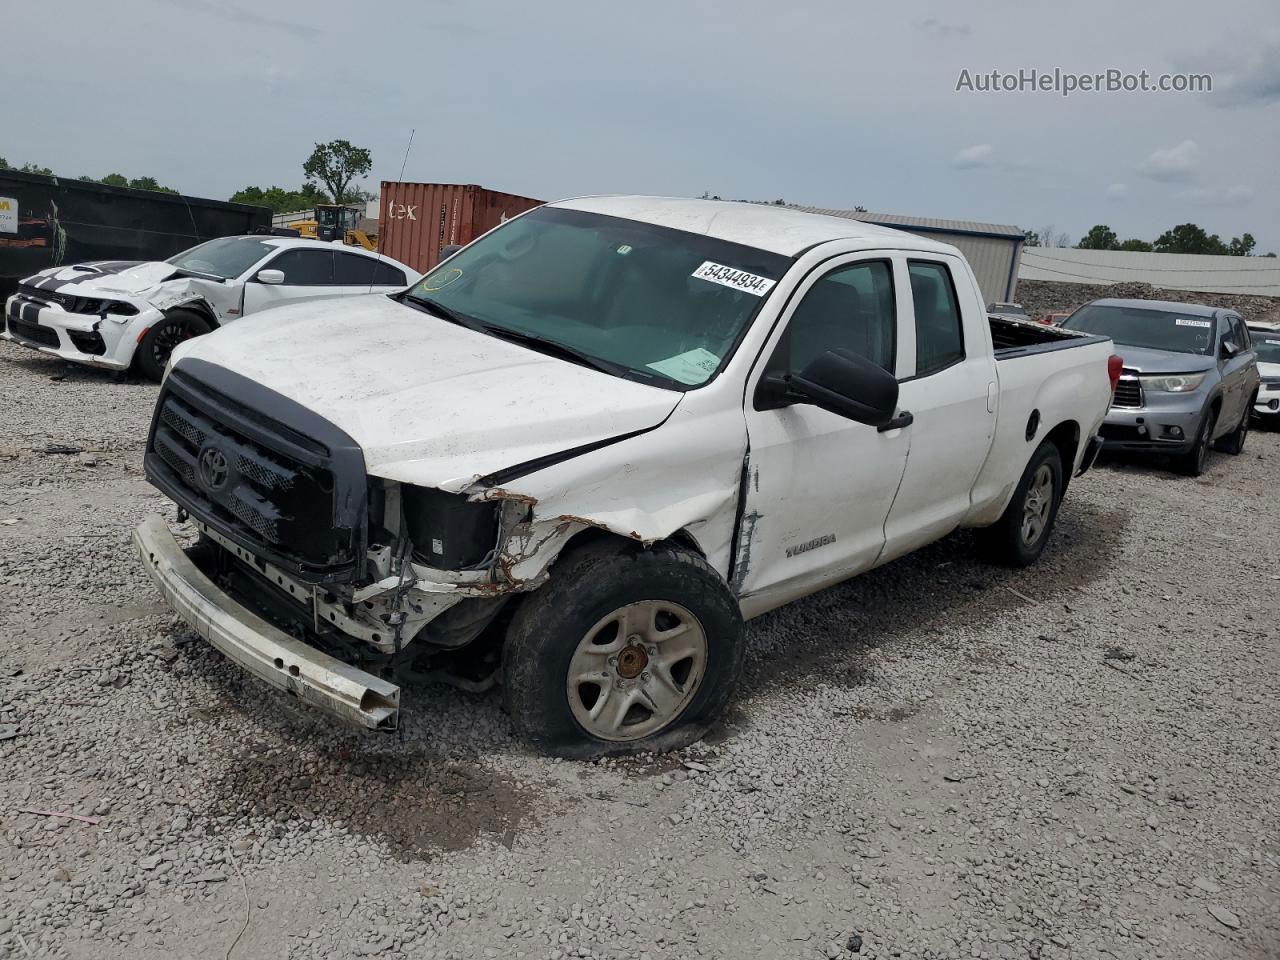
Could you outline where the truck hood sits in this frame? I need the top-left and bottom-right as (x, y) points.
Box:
(1112, 344), (1216, 374)
(1258, 360), (1280, 379)
(170, 294), (684, 490)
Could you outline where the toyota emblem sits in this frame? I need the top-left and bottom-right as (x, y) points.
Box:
(198, 447), (229, 491)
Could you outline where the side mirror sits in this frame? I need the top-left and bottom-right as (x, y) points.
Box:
(1221, 339), (1239, 359)
(256, 268), (285, 285)
(771, 349), (900, 427)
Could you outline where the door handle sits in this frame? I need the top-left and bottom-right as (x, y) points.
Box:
(878, 410), (914, 432)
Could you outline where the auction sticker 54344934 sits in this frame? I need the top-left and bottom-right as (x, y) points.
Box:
(692, 261), (776, 296)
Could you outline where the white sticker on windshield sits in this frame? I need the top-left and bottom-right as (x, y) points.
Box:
(1175, 318), (1211, 328)
(647, 347), (722, 385)
(691, 261), (776, 296)
(1266, 339), (1280, 345)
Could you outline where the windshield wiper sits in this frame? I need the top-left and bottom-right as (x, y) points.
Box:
(400, 292), (484, 331)
(398, 294), (668, 384)
(476, 326), (648, 379)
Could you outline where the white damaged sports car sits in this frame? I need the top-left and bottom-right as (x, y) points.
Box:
(2, 236), (421, 379)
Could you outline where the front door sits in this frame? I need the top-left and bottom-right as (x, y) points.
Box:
(241, 248), (337, 314)
(736, 254), (912, 615)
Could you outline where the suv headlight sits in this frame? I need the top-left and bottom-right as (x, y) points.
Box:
(1140, 372), (1206, 393)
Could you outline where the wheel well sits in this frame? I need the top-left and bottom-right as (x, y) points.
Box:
(1044, 420), (1080, 490)
(168, 300), (219, 329)
(554, 524), (706, 562)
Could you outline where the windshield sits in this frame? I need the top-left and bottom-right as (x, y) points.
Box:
(401, 206), (791, 389)
(989, 303), (1027, 316)
(167, 236), (275, 279)
(1250, 331), (1280, 364)
(1062, 304), (1217, 355)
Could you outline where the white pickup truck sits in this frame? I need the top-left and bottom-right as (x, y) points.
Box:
(133, 197), (1117, 755)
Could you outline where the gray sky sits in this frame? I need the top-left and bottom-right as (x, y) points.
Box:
(5, 0), (1278, 249)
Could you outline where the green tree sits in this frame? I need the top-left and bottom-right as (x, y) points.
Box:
(1227, 233), (1256, 257)
(18, 162), (54, 176)
(1023, 229), (1040, 247)
(0, 157), (9, 170)
(126, 176), (178, 194)
(302, 140), (372, 204)
(1117, 238), (1154, 252)
(229, 183), (329, 212)
(1077, 225), (1120, 250)
(1153, 223), (1228, 255)
(99, 173), (129, 188)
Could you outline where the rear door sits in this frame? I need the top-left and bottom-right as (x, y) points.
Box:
(880, 256), (996, 562)
(241, 248), (335, 314)
(736, 253), (912, 613)
(332, 251), (410, 294)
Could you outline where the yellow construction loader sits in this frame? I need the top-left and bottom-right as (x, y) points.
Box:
(290, 204), (377, 251)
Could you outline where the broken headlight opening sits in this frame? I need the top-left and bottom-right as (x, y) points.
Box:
(400, 484), (502, 570)
(73, 297), (139, 318)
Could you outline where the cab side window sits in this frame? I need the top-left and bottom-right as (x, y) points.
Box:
(774, 260), (895, 375)
(909, 260), (964, 376)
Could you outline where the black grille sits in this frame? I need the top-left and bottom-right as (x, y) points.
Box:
(18, 285), (85, 314)
(1261, 376), (1280, 387)
(6, 315), (60, 348)
(1112, 373), (1143, 409)
(144, 361), (368, 584)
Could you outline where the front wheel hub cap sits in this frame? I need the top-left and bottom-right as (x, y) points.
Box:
(566, 600), (708, 742)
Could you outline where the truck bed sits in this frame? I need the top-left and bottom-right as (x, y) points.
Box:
(989, 315), (1106, 359)
(962, 318), (1115, 529)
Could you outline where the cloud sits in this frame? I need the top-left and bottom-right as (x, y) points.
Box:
(1179, 184), (1256, 204)
(1105, 183), (1129, 201)
(1138, 140), (1198, 182)
(915, 17), (971, 37)
(952, 144), (994, 170)
(1212, 38), (1280, 106)
(162, 0), (322, 39)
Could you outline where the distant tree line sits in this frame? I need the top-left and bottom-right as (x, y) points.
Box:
(232, 140), (375, 212)
(3, 139), (376, 214)
(1026, 221), (1274, 257)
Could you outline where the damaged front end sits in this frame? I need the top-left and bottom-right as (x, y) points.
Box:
(136, 361), (597, 730)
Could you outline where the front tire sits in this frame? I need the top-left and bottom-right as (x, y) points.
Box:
(977, 441), (1064, 567)
(135, 309), (212, 381)
(502, 540), (744, 758)
(1215, 398), (1253, 455)
(1177, 408), (1217, 476)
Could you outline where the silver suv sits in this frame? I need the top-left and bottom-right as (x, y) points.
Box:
(1061, 298), (1259, 475)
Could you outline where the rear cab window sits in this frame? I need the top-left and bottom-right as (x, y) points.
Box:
(907, 260), (965, 376)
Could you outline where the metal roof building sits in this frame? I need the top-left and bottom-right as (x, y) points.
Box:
(791, 207), (1026, 305)
(1018, 247), (1280, 297)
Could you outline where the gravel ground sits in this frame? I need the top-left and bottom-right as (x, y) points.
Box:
(1, 339), (1277, 960)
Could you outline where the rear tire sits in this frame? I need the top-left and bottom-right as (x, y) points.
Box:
(135, 309), (212, 381)
(977, 441), (1064, 568)
(1177, 408), (1217, 476)
(502, 539), (744, 758)
(1214, 398), (1253, 455)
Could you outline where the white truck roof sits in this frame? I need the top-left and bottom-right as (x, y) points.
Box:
(551, 196), (958, 258)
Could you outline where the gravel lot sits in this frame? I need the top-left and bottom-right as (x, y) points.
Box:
(1, 339), (1277, 960)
